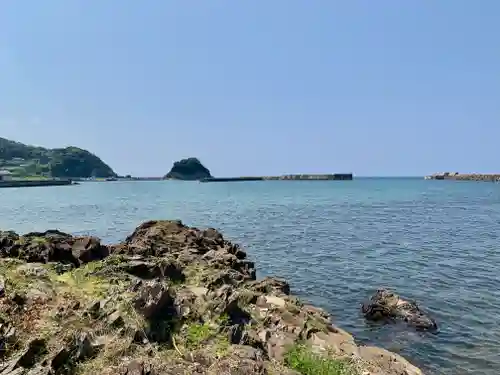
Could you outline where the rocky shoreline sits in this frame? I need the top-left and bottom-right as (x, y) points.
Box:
(0, 220), (422, 375)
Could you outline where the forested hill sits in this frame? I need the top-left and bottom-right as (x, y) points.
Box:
(0, 137), (116, 178)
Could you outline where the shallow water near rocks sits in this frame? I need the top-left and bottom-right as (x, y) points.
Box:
(1, 178), (500, 374)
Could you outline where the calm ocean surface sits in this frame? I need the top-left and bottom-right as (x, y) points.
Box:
(1, 178), (500, 374)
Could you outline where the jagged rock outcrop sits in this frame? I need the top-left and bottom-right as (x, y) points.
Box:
(0, 220), (423, 375)
(362, 289), (438, 331)
(0, 230), (109, 267)
(163, 158), (212, 181)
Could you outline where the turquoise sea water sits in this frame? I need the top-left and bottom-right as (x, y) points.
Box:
(1, 178), (500, 374)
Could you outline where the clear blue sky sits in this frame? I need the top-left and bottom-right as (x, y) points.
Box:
(0, 1), (498, 177)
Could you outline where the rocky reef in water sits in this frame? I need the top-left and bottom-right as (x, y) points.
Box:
(164, 158), (212, 181)
(362, 289), (437, 331)
(0, 221), (423, 375)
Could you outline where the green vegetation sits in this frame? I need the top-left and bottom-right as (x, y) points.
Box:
(0, 137), (116, 178)
(55, 262), (112, 300)
(185, 322), (214, 348)
(164, 157), (212, 181)
(0, 259), (34, 294)
(176, 321), (230, 357)
(184, 263), (208, 285)
(285, 344), (356, 375)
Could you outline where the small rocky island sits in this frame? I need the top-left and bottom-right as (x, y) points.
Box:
(0, 220), (422, 375)
(164, 158), (213, 181)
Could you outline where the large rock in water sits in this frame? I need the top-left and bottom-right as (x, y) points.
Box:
(0, 221), (424, 375)
(362, 289), (438, 331)
(163, 157), (212, 181)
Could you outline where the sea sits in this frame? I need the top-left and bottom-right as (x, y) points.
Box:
(1, 178), (499, 375)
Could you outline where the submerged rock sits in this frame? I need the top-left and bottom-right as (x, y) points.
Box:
(362, 288), (438, 331)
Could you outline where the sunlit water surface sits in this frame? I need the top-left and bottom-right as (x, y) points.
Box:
(2, 178), (500, 374)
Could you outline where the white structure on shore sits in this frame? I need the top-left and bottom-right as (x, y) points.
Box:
(0, 170), (13, 181)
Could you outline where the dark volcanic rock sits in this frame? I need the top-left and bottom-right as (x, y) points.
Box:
(0, 230), (108, 267)
(0, 232), (18, 248)
(0, 276), (5, 298)
(133, 280), (174, 320)
(362, 288), (438, 331)
(248, 277), (291, 296)
(119, 256), (185, 282)
(112, 220), (202, 257)
(120, 360), (156, 375)
(110, 220), (256, 282)
(71, 236), (109, 264)
(17, 338), (47, 368)
(163, 157), (212, 181)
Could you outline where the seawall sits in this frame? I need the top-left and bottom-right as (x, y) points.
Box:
(426, 173), (500, 182)
(200, 177), (264, 182)
(201, 173), (353, 182)
(0, 179), (73, 188)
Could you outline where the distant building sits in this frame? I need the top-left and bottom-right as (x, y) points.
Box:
(0, 170), (13, 181)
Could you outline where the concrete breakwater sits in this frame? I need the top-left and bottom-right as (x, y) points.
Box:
(201, 173), (353, 182)
(0, 179), (73, 188)
(426, 172), (500, 182)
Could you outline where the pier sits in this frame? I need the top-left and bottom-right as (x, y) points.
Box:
(425, 172), (500, 182)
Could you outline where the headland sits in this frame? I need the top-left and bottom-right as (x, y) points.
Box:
(0, 137), (116, 180)
(0, 220), (421, 375)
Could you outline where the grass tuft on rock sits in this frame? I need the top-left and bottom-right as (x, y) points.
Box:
(74, 335), (138, 375)
(285, 344), (357, 375)
(55, 263), (110, 300)
(183, 263), (209, 285)
(173, 320), (231, 358)
(185, 322), (214, 348)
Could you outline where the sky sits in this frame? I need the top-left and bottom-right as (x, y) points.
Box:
(0, 1), (498, 177)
